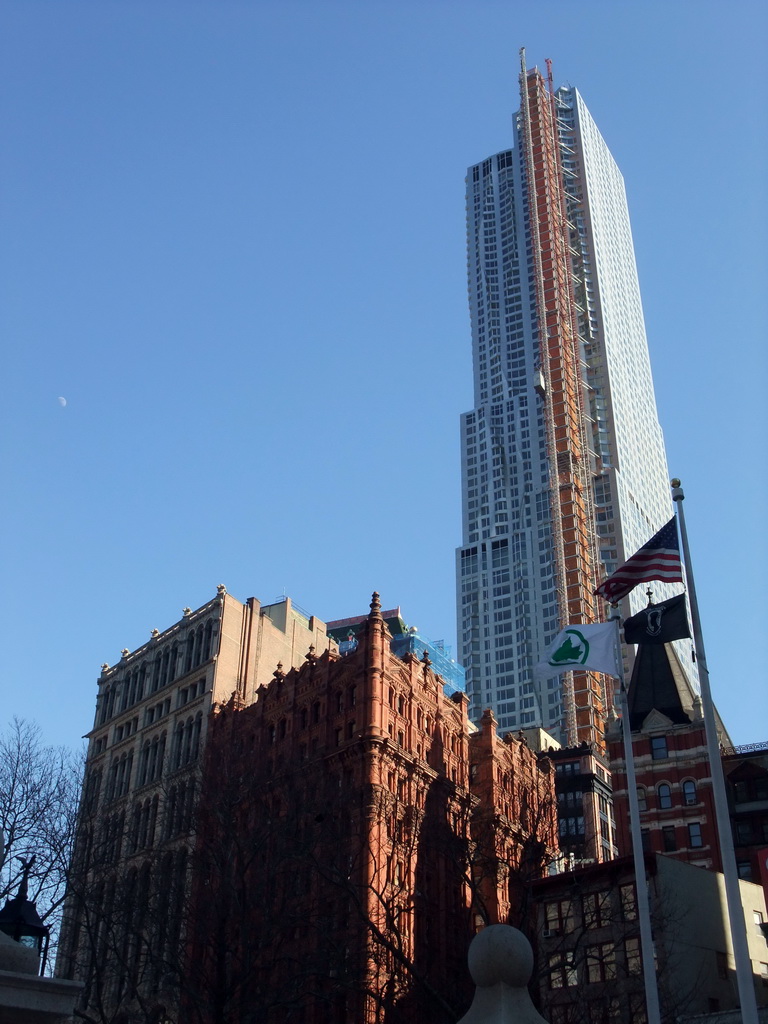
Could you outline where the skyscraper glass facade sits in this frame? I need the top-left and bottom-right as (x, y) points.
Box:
(457, 74), (677, 742)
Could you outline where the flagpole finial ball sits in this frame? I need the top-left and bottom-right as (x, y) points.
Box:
(670, 478), (681, 488)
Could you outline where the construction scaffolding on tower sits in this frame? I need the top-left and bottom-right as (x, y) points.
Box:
(518, 49), (606, 751)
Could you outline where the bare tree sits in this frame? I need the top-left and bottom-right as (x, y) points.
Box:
(0, 717), (82, 968)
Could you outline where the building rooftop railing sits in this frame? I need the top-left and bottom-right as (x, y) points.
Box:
(721, 741), (768, 756)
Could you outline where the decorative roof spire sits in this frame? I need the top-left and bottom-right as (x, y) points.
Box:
(627, 643), (693, 729)
(369, 591), (382, 619)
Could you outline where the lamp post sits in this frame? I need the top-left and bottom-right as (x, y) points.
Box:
(0, 855), (51, 975)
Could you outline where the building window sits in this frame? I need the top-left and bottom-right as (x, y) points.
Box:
(682, 779), (697, 806)
(651, 736), (668, 760)
(625, 938), (642, 975)
(636, 786), (647, 811)
(548, 953), (577, 989)
(545, 900), (575, 936)
(582, 891), (611, 929)
(657, 783), (672, 809)
(662, 826), (676, 852)
(586, 943), (616, 983)
(688, 822), (703, 848)
(734, 781), (750, 802)
(620, 884), (637, 921)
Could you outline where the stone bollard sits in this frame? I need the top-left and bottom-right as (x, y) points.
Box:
(457, 924), (549, 1024)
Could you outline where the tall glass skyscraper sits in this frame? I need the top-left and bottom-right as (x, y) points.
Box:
(456, 62), (675, 749)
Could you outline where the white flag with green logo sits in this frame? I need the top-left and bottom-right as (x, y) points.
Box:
(535, 622), (620, 680)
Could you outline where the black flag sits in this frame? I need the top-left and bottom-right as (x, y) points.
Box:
(623, 594), (691, 645)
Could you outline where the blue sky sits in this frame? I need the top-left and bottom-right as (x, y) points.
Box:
(1, 0), (766, 750)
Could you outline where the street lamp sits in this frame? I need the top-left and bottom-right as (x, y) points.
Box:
(0, 855), (51, 974)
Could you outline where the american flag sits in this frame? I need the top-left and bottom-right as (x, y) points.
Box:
(595, 517), (683, 604)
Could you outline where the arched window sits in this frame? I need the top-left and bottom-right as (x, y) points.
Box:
(99, 688), (109, 726)
(120, 676), (130, 713)
(134, 667), (146, 705)
(156, 853), (174, 957)
(183, 780), (195, 832)
(190, 713), (202, 762)
(165, 787), (177, 840)
(148, 794), (159, 847)
(139, 799), (151, 849)
(182, 716), (193, 764)
(131, 803), (142, 853)
(682, 779), (697, 806)
(184, 635), (194, 674)
(203, 620), (213, 662)
(192, 628), (203, 668)
(174, 721), (185, 769)
(168, 850), (187, 954)
(636, 786), (647, 811)
(658, 783), (672, 809)
(173, 783), (185, 835)
(157, 731), (166, 776)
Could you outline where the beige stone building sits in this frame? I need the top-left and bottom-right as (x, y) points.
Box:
(531, 852), (768, 1023)
(57, 586), (333, 1021)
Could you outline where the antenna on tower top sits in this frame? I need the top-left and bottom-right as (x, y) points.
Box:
(545, 57), (555, 96)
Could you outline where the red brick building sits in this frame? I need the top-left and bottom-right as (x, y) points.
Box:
(185, 593), (558, 1024)
(607, 643), (725, 870)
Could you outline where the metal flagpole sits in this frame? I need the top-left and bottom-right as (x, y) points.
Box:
(671, 479), (758, 1023)
(609, 611), (662, 1024)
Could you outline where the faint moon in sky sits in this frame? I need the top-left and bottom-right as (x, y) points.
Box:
(58, 396), (67, 407)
